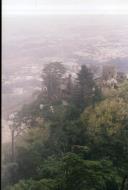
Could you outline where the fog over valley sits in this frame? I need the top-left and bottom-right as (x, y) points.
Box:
(2, 14), (128, 123)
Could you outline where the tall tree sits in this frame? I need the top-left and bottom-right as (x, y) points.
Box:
(42, 62), (66, 102)
(73, 65), (97, 110)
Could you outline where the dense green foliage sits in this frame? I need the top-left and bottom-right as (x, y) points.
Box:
(2, 63), (128, 190)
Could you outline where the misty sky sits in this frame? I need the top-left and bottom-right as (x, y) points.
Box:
(3, 0), (128, 15)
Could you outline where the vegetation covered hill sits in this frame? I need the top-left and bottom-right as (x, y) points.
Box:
(2, 62), (128, 190)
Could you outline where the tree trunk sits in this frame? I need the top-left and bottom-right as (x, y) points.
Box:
(11, 129), (15, 161)
(120, 175), (128, 190)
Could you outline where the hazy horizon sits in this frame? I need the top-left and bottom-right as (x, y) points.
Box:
(3, 0), (128, 15)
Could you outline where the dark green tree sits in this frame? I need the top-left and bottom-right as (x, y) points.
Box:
(42, 62), (66, 102)
(73, 65), (99, 111)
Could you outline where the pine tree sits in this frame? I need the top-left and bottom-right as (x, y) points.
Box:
(42, 62), (66, 102)
(73, 65), (96, 110)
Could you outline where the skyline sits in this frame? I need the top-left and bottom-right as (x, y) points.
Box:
(3, 0), (128, 15)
